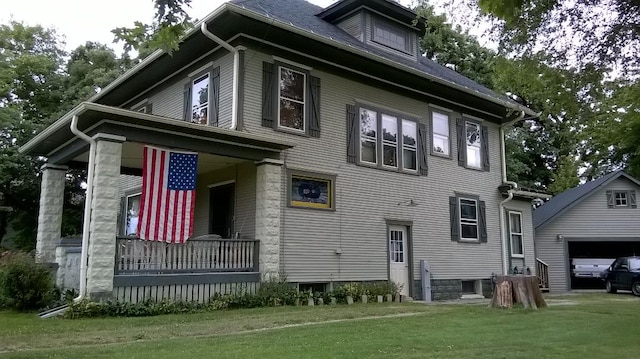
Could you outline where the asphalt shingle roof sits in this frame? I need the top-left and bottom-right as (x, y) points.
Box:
(533, 170), (631, 229)
(229, 0), (520, 108)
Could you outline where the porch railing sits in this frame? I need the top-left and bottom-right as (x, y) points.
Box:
(536, 258), (549, 291)
(115, 236), (260, 274)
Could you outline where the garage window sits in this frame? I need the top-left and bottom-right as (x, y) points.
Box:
(606, 190), (637, 208)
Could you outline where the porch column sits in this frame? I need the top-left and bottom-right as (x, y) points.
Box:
(86, 134), (125, 300)
(255, 159), (283, 277)
(35, 164), (68, 263)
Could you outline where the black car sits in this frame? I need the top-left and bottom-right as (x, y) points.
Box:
(602, 256), (640, 296)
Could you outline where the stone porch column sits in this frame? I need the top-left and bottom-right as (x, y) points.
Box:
(35, 163), (68, 263)
(255, 159), (283, 278)
(86, 134), (125, 300)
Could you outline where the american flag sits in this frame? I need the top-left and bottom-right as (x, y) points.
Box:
(137, 146), (198, 243)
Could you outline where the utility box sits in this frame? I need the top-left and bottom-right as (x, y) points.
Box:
(420, 259), (432, 302)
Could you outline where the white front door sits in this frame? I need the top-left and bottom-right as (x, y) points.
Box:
(389, 225), (410, 296)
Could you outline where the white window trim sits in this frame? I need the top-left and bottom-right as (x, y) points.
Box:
(277, 65), (306, 133)
(459, 198), (479, 241)
(465, 121), (482, 169)
(191, 72), (210, 125)
(359, 107), (378, 165)
(358, 106), (419, 173)
(123, 192), (142, 236)
(432, 111), (450, 157)
(508, 211), (524, 258)
(381, 114), (398, 169)
(401, 119), (418, 172)
(614, 191), (628, 207)
(131, 98), (149, 112)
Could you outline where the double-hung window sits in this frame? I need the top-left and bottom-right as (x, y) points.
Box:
(261, 61), (321, 137)
(431, 111), (450, 156)
(459, 198), (478, 240)
(191, 73), (209, 125)
(456, 118), (489, 171)
(465, 122), (481, 169)
(122, 193), (141, 236)
(183, 66), (220, 126)
(509, 211), (524, 257)
(450, 194), (487, 243)
(356, 106), (420, 173)
(278, 66), (306, 132)
(402, 120), (417, 171)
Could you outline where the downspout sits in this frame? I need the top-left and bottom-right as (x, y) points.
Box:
(499, 111), (525, 275)
(70, 115), (96, 302)
(200, 22), (239, 130)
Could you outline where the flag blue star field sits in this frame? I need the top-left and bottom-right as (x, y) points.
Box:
(138, 146), (198, 243)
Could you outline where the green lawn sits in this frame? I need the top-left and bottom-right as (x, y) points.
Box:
(1, 293), (638, 358)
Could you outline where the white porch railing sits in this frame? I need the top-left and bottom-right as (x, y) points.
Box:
(536, 258), (549, 291)
(115, 236), (260, 274)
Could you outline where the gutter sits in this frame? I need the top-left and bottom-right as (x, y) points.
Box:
(498, 110), (524, 275)
(70, 115), (96, 303)
(200, 22), (240, 130)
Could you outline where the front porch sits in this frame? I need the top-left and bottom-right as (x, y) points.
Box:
(21, 103), (294, 302)
(113, 236), (261, 303)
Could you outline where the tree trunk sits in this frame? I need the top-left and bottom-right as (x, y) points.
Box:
(490, 275), (546, 309)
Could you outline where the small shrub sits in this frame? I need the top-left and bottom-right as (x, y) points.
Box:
(0, 251), (57, 311)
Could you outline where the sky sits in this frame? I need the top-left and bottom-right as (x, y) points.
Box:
(0, 0), (415, 52)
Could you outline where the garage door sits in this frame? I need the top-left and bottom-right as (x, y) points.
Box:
(569, 241), (640, 289)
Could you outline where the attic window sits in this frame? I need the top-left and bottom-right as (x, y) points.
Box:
(372, 18), (412, 54)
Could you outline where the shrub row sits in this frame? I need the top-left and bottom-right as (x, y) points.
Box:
(64, 280), (400, 319)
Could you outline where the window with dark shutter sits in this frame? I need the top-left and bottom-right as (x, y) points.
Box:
(457, 117), (489, 171)
(182, 66), (220, 126)
(481, 125), (489, 171)
(606, 190), (614, 208)
(346, 104), (358, 163)
(418, 122), (428, 175)
(456, 118), (465, 167)
(262, 61), (321, 137)
(631, 190), (637, 208)
(450, 194), (487, 243)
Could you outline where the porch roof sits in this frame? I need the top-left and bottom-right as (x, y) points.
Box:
(20, 102), (295, 162)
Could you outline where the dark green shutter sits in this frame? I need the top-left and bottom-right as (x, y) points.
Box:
(630, 190), (637, 208)
(183, 83), (192, 121)
(456, 118), (465, 167)
(449, 196), (459, 241)
(606, 190), (614, 208)
(262, 62), (275, 128)
(479, 200), (487, 243)
(211, 67), (220, 127)
(144, 103), (153, 114)
(308, 75), (321, 137)
(418, 122), (429, 176)
(346, 104), (358, 163)
(481, 125), (490, 171)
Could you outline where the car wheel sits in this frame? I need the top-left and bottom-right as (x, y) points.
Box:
(606, 280), (617, 294)
(632, 282), (640, 297)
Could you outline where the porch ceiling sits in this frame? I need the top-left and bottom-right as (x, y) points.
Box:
(20, 102), (295, 164)
(72, 142), (247, 174)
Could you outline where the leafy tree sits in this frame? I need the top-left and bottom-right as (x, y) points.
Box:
(112, 0), (193, 57)
(0, 22), (125, 250)
(475, 0), (640, 76)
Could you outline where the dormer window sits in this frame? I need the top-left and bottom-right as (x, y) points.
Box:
(372, 18), (411, 54)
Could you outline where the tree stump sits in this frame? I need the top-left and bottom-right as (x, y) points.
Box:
(490, 275), (546, 309)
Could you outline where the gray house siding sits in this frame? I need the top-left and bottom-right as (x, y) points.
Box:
(504, 200), (535, 273)
(535, 177), (640, 292)
(242, 49), (507, 285)
(336, 12), (363, 41)
(134, 52), (235, 128)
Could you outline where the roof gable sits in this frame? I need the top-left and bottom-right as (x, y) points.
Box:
(533, 170), (640, 229)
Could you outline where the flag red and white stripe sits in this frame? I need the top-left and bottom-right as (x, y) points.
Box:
(137, 146), (198, 243)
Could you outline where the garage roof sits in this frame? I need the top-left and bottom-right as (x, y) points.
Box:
(533, 170), (640, 230)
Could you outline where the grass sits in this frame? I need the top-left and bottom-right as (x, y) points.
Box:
(1, 293), (639, 358)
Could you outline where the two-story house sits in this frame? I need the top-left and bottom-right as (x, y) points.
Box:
(21, 0), (542, 302)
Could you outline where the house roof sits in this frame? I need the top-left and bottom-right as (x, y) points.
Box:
(533, 170), (640, 229)
(227, 0), (534, 117)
